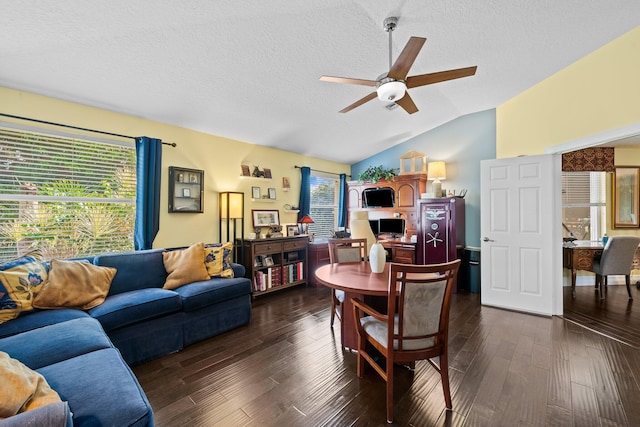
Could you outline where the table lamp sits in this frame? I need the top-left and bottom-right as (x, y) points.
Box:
(428, 161), (446, 197)
(297, 214), (314, 234)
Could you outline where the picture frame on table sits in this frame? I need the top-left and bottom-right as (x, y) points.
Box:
(286, 224), (299, 237)
(613, 166), (640, 228)
(241, 164), (251, 176)
(251, 186), (261, 199)
(252, 209), (280, 227)
(263, 168), (272, 179)
(263, 256), (274, 267)
(268, 188), (276, 199)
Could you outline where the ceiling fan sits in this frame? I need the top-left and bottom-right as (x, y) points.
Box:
(320, 17), (477, 114)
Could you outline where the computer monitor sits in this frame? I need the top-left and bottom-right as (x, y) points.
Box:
(378, 218), (405, 239)
(368, 219), (379, 237)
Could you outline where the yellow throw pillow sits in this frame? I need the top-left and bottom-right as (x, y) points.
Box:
(162, 242), (210, 290)
(204, 242), (234, 278)
(0, 251), (48, 324)
(0, 351), (62, 418)
(33, 260), (116, 310)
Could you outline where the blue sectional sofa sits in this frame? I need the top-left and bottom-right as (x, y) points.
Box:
(0, 248), (253, 426)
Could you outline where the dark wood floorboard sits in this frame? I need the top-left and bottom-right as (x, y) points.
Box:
(563, 283), (640, 348)
(134, 286), (640, 426)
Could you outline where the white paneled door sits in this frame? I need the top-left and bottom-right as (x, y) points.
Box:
(480, 155), (559, 316)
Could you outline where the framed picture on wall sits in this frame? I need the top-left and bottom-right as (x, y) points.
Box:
(613, 166), (640, 228)
(252, 210), (280, 227)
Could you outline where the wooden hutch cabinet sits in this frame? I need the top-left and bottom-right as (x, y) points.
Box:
(417, 197), (465, 265)
(346, 173), (427, 237)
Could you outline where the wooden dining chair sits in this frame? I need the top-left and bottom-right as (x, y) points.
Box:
(591, 235), (640, 299)
(352, 260), (461, 423)
(327, 238), (367, 327)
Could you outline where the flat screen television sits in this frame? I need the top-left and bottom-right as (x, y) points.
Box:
(362, 187), (395, 208)
(378, 218), (405, 238)
(368, 219), (380, 237)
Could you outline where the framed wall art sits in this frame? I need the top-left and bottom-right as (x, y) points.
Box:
(613, 166), (640, 228)
(252, 209), (280, 227)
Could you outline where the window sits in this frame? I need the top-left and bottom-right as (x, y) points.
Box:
(562, 171), (606, 241)
(0, 126), (136, 262)
(308, 174), (339, 238)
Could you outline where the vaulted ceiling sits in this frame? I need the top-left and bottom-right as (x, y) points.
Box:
(2, 1), (638, 164)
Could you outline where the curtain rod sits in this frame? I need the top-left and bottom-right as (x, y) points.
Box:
(294, 165), (351, 178)
(0, 112), (177, 147)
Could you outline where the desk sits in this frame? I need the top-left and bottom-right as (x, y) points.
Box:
(315, 262), (389, 350)
(563, 241), (640, 295)
(563, 242), (602, 296)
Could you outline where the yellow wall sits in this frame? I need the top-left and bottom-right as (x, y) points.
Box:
(497, 26), (640, 158)
(0, 86), (350, 248)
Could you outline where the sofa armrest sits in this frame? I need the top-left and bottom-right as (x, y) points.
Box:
(0, 402), (72, 427)
(231, 263), (245, 278)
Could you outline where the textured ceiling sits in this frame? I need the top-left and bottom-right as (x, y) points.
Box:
(1, 1), (639, 164)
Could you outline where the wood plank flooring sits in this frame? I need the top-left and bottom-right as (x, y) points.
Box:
(563, 283), (640, 348)
(133, 287), (640, 426)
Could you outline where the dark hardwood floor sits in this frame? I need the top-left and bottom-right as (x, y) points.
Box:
(134, 286), (640, 426)
(563, 283), (640, 348)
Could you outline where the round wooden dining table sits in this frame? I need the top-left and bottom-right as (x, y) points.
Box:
(315, 261), (390, 350)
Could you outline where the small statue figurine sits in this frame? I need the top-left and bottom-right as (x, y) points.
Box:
(252, 166), (265, 178)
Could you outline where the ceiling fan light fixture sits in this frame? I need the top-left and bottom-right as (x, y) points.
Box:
(376, 80), (406, 102)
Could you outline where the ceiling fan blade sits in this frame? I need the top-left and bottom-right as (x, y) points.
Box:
(320, 76), (378, 87)
(387, 37), (427, 81)
(395, 93), (419, 114)
(339, 92), (378, 113)
(406, 66), (477, 88)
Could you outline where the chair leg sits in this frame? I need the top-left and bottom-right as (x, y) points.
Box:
(595, 274), (601, 291)
(601, 276), (608, 299)
(386, 355), (394, 423)
(330, 295), (336, 327)
(440, 354), (452, 410)
(626, 275), (633, 300)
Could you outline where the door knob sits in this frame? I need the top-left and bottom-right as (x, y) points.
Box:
(483, 237), (494, 242)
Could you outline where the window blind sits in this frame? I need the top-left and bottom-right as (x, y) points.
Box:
(0, 127), (136, 262)
(309, 174), (338, 238)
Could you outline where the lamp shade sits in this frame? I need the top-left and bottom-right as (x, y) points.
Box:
(297, 214), (315, 224)
(427, 161), (446, 181)
(219, 192), (244, 219)
(376, 80), (406, 102)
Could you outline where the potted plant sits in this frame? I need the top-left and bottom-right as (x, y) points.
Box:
(358, 165), (399, 183)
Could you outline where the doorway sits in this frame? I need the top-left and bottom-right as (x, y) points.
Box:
(549, 123), (640, 346)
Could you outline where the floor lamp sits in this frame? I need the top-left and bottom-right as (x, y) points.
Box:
(219, 192), (244, 263)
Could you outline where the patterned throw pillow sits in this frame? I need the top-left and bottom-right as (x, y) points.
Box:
(204, 242), (234, 278)
(0, 252), (48, 324)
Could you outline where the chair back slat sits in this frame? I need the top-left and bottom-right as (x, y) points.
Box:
(328, 238), (367, 264)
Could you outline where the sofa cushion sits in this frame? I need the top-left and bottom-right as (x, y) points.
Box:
(0, 351), (62, 419)
(38, 348), (153, 427)
(0, 309), (89, 339)
(88, 288), (182, 332)
(0, 317), (112, 370)
(33, 260), (116, 310)
(93, 249), (167, 296)
(173, 277), (252, 312)
(162, 242), (210, 290)
(204, 243), (234, 278)
(0, 252), (48, 324)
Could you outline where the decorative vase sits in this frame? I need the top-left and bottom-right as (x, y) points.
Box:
(369, 242), (386, 273)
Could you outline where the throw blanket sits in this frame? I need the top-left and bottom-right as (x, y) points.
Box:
(0, 351), (62, 420)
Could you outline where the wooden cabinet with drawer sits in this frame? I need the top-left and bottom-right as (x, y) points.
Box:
(239, 235), (308, 296)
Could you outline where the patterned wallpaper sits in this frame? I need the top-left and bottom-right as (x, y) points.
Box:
(562, 147), (615, 172)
